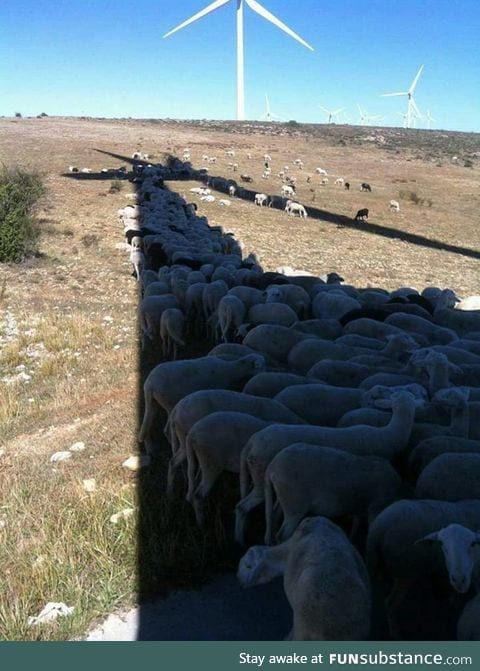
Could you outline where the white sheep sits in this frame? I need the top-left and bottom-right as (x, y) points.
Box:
(457, 593), (480, 640)
(390, 199), (400, 212)
(235, 391), (417, 544)
(139, 294), (179, 348)
(315, 167), (327, 175)
(247, 302), (298, 327)
(285, 201), (308, 218)
(219, 199), (231, 207)
(264, 443), (401, 543)
(415, 452), (480, 501)
(254, 193), (268, 206)
(217, 294), (246, 342)
(335, 177), (345, 186)
(228, 184), (236, 197)
(238, 516), (371, 640)
(164, 388), (305, 492)
(281, 185), (296, 198)
(186, 412), (271, 525)
(321, 177), (329, 185)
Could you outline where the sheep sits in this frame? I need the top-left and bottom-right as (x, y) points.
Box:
(138, 354), (265, 449)
(457, 593), (480, 640)
(265, 443), (402, 543)
(312, 291), (361, 320)
(315, 168), (327, 175)
(165, 389), (306, 492)
(408, 436), (480, 479)
(390, 200), (400, 212)
(355, 208), (369, 221)
(238, 517), (371, 640)
(320, 177), (329, 186)
(235, 391), (417, 544)
(202, 280), (229, 323)
(281, 185), (296, 198)
(228, 184), (236, 197)
(335, 177), (345, 186)
(275, 383), (363, 426)
(68, 165), (79, 173)
(227, 286), (264, 310)
(344, 182), (350, 190)
(247, 302), (298, 327)
(219, 199), (231, 207)
(285, 201), (308, 218)
(159, 308), (185, 360)
(186, 412), (271, 525)
(129, 247), (145, 281)
(263, 154), (272, 162)
(264, 284), (310, 319)
(307, 359), (372, 387)
(217, 294), (246, 342)
(242, 324), (312, 363)
(415, 453), (480, 501)
(200, 195), (215, 203)
(366, 499), (480, 638)
(240, 174), (253, 183)
(360, 183), (372, 192)
(139, 294), (180, 348)
(456, 296), (480, 311)
(254, 193), (268, 206)
(385, 313), (458, 345)
(242, 372), (308, 398)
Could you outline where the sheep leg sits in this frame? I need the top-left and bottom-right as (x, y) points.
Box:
(275, 512), (304, 544)
(192, 468), (219, 527)
(166, 450), (187, 494)
(234, 488), (264, 545)
(138, 385), (158, 446)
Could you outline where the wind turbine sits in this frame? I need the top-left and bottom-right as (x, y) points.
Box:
(318, 105), (345, 124)
(260, 93), (285, 122)
(380, 65), (424, 129)
(357, 104), (383, 126)
(164, 0), (314, 121)
(425, 110), (436, 129)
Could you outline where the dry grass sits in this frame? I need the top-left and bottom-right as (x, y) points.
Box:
(0, 116), (478, 640)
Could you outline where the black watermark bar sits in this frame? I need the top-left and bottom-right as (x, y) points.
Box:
(1, 643), (478, 671)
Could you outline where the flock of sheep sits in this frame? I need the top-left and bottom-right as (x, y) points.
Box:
(116, 150), (480, 641)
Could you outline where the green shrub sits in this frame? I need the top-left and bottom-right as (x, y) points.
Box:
(0, 165), (45, 263)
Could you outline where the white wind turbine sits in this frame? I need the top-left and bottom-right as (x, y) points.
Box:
(260, 93), (285, 122)
(318, 105), (345, 124)
(425, 110), (436, 129)
(380, 65), (424, 129)
(357, 104), (383, 126)
(163, 0), (314, 121)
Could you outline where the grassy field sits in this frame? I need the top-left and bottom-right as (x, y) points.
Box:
(0, 116), (479, 639)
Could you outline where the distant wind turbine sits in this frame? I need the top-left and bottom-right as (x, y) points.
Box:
(260, 93), (285, 122)
(380, 65), (424, 129)
(357, 104), (383, 126)
(425, 110), (436, 129)
(164, 0), (314, 121)
(318, 105), (345, 124)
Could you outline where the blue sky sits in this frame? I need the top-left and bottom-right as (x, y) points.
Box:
(1, 0), (479, 131)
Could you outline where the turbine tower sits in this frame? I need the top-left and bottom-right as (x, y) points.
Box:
(260, 93), (285, 122)
(380, 65), (424, 129)
(318, 105), (345, 124)
(164, 0), (313, 120)
(357, 104), (383, 126)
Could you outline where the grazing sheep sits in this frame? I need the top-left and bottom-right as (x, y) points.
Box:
(335, 177), (345, 186)
(238, 517), (371, 640)
(265, 443), (401, 543)
(344, 182), (350, 190)
(315, 168), (328, 175)
(264, 284), (310, 319)
(228, 184), (236, 197)
(355, 208), (369, 221)
(254, 193), (268, 206)
(281, 185), (296, 198)
(390, 200), (400, 212)
(320, 177), (329, 186)
(360, 183), (372, 192)
(285, 201), (308, 218)
(219, 199), (231, 207)
(240, 174), (253, 183)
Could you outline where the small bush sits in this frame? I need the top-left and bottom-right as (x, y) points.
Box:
(0, 165), (45, 263)
(109, 180), (123, 193)
(398, 189), (427, 206)
(81, 234), (99, 248)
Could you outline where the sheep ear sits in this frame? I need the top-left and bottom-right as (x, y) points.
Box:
(415, 531), (440, 546)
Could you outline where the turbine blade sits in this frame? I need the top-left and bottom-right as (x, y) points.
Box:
(318, 105), (330, 113)
(332, 108), (345, 115)
(381, 92), (408, 97)
(163, 0), (231, 38)
(409, 64), (424, 93)
(245, 0), (314, 50)
(411, 98), (422, 119)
